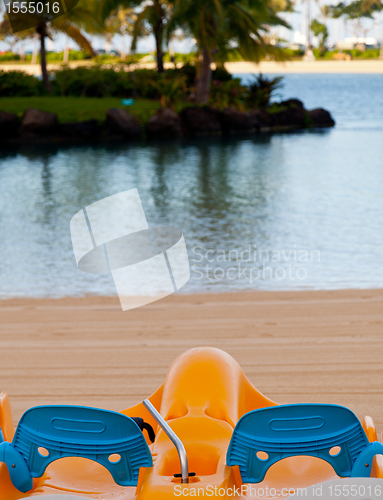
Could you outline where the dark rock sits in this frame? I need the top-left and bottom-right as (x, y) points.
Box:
(20, 108), (57, 134)
(59, 120), (100, 141)
(146, 107), (182, 138)
(273, 105), (308, 129)
(247, 110), (276, 130)
(106, 108), (142, 137)
(218, 108), (255, 134)
(180, 106), (221, 136)
(308, 108), (335, 128)
(0, 111), (19, 139)
(280, 99), (304, 108)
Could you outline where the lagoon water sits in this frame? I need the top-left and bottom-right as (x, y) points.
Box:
(0, 73), (383, 297)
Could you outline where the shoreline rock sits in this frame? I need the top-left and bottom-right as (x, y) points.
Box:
(180, 106), (222, 136)
(218, 108), (257, 134)
(105, 108), (142, 138)
(20, 108), (58, 135)
(59, 120), (100, 141)
(308, 108), (336, 127)
(0, 103), (335, 146)
(0, 111), (19, 138)
(146, 107), (182, 138)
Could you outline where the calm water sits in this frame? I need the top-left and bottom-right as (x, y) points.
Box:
(0, 74), (383, 297)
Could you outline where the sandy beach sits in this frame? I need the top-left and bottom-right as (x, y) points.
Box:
(1, 288), (382, 429)
(225, 60), (383, 74)
(2, 59), (383, 75)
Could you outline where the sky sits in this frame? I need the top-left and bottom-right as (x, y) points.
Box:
(1, 2), (383, 53)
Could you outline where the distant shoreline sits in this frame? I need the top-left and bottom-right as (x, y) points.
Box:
(226, 60), (383, 74)
(1, 59), (383, 75)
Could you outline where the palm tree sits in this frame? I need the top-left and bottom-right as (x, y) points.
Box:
(132, 0), (170, 72)
(41, 3), (98, 91)
(101, 6), (141, 61)
(100, 0), (172, 72)
(326, 0), (383, 55)
(171, 0), (288, 104)
(0, 4), (35, 56)
(1, 1), (97, 91)
(310, 18), (329, 55)
(358, 0), (383, 59)
(35, 22), (52, 91)
(118, 8), (137, 61)
(306, 0), (311, 54)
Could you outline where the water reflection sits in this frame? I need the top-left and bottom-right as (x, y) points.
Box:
(1, 75), (383, 297)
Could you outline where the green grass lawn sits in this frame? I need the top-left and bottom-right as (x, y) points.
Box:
(0, 97), (161, 123)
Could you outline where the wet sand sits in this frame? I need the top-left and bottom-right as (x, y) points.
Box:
(0, 288), (382, 429)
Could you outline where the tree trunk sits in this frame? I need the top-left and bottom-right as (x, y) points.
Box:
(105, 34), (111, 53)
(31, 32), (39, 64)
(196, 46), (212, 104)
(380, 20), (383, 60)
(169, 39), (176, 68)
(305, 0), (311, 54)
(121, 31), (126, 62)
(119, 9), (127, 62)
(154, 21), (164, 73)
(37, 24), (52, 92)
(63, 37), (69, 64)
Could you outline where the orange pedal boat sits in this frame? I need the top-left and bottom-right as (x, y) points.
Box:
(1, 347), (383, 499)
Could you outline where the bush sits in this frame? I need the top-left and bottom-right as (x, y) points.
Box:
(212, 65), (233, 82)
(47, 50), (90, 62)
(132, 69), (163, 99)
(25, 50), (91, 63)
(53, 66), (134, 97)
(313, 48), (333, 59)
(53, 65), (206, 99)
(246, 74), (284, 108)
(0, 70), (45, 97)
(0, 52), (20, 62)
(165, 63), (196, 88)
(151, 74), (188, 108)
(210, 79), (247, 110)
(0, 66), (282, 110)
(53, 66), (183, 99)
(283, 48), (304, 58)
(314, 48), (380, 59)
(163, 52), (197, 64)
(94, 54), (121, 63)
(349, 48), (380, 58)
(0, 63), (234, 100)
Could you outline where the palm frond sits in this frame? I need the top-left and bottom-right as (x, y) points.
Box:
(51, 19), (95, 54)
(131, 4), (157, 50)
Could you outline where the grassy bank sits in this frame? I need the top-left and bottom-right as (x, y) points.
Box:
(0, 97), (161, 123)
